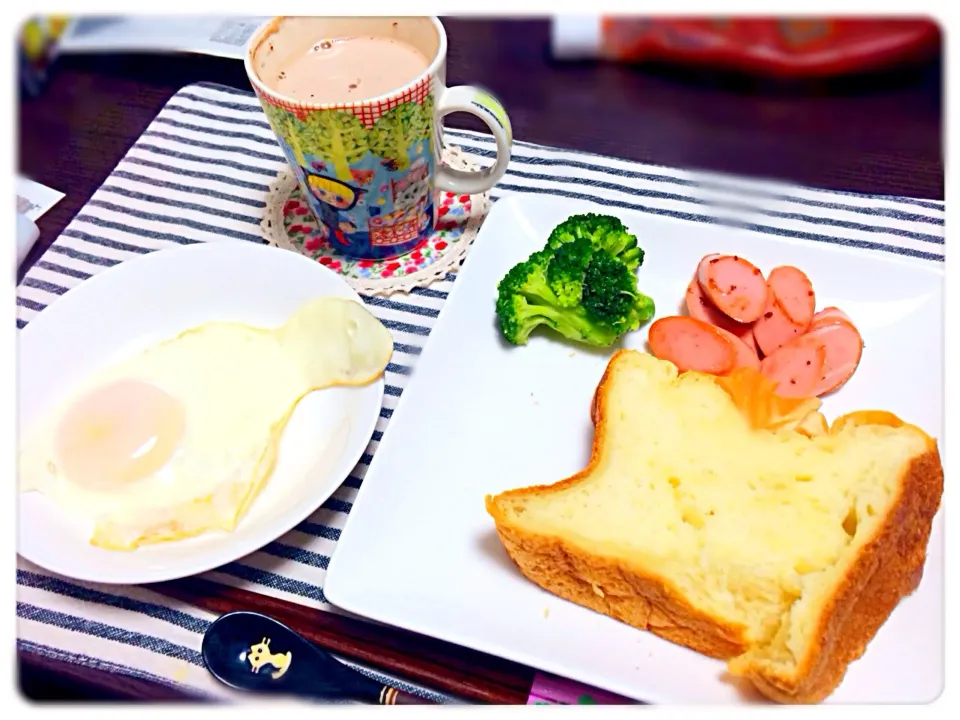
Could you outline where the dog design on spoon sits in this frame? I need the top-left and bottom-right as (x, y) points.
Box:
(242, 637), (292, 679)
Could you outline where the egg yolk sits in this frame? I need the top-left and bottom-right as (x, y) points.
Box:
(54, 379), (185, 490)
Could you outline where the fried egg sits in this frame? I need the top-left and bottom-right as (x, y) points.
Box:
(18, 296), (393, 551)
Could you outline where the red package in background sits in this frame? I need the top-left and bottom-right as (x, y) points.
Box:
(596, 18), (941, 79)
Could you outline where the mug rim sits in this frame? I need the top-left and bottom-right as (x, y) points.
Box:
(243, 16), (447, 111)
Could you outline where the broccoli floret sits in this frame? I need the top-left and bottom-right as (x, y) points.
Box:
(581, 249), (656, 335)
(495, 215), (655, 348)
(546, 236), (594, 307)
(495, 250), (619, 347)
(546, 213), (644, 271)
(494, 293), (557, 346)
(498, 248), (554, 307)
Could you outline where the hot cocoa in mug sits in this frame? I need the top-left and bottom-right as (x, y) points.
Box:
(245, 16), (513, 260)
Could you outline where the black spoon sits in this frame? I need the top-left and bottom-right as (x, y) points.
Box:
(201, 610), (436, 705)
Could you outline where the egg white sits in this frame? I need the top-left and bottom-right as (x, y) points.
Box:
(18, 297), (393, 550)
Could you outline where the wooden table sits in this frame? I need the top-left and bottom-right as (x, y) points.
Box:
(17, 17), (943, 701)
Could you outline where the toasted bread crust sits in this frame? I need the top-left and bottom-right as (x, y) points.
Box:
(489, 520), (751, 659)
(732, 447), (942, 703)
(486, 349), (943, 704)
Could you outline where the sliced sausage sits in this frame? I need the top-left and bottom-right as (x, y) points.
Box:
(685, 277), (758, 353)
(712, 325), (760, 372)
(759, 341), (826, 398)
(797, 320), (864, 397)
(810, 306), (852, 330)
(752, 292), (808, 357)
(767, 266), (816, 327)
(648, 316), (736, 375)
(696, 254), (768, 323)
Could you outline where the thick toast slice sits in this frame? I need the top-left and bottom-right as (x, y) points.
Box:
(486, 351), (942, 703)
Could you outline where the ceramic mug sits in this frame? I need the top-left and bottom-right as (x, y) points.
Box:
(245, 16), (513, 260)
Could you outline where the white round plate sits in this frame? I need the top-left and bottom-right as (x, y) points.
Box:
(17, 242), (385, 584)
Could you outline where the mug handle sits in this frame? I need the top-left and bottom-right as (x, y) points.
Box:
(434, 85), (513, 195)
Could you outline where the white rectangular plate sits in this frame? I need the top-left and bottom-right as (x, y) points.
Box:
(325, 194), (944, 704)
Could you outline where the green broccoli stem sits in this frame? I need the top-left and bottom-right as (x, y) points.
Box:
(537, 304), (620, 347)
(633, 292), (656, 322)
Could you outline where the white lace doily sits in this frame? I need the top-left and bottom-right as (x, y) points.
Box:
(260, 145), (490, 296)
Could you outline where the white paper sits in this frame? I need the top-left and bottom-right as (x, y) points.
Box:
(56, 16), (270, 60)
(16, 176), (64, 222)
(550, 15), (602, 60)
(17, 212), (40, 268)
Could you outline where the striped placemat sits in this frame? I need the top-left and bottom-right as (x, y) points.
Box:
(15, 81), (944, 701)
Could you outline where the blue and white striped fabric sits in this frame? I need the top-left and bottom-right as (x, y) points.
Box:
(15, 82), (945, 700)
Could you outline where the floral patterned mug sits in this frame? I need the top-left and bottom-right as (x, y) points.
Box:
(245, 16), (513, 261)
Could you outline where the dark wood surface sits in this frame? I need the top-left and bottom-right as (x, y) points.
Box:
(20, 652), (208, 702)
(154, 578), (535, 704)
(17, 16), (943, 702)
